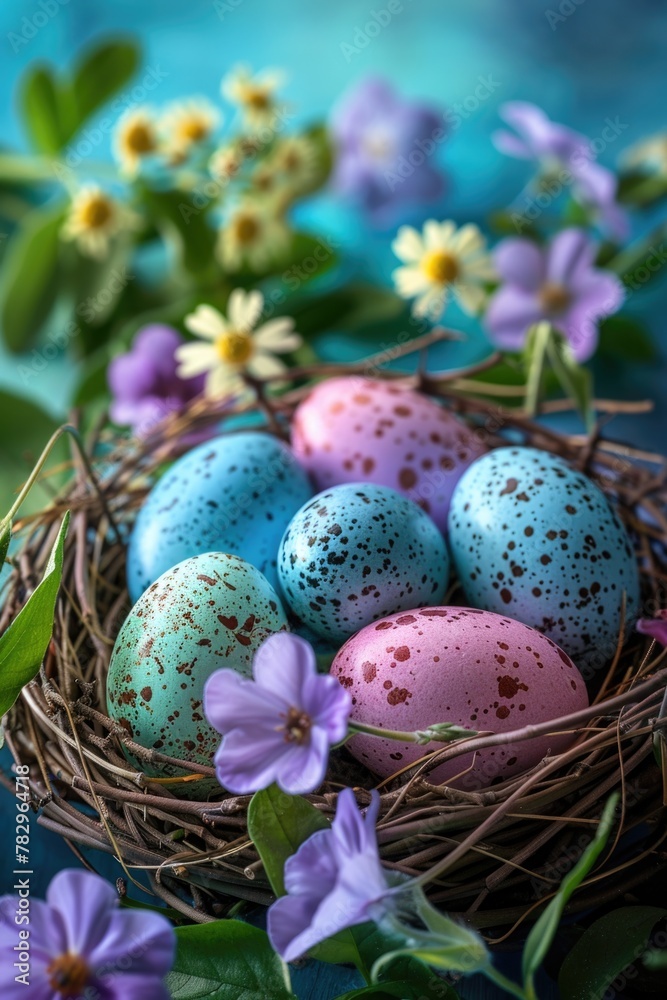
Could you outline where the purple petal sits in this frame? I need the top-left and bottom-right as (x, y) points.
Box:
(47, 870), (118, 958)
(88, 909), (175, 978)
(0, 972), (55, 1000)
(267, 894), (325, 963)
(107, 352), (159, 404)
(546, 228), (596, 285)
(283, 829), (338, 899)
(494, 239), (545, 291)
(485, 286), (542, 350)
(213, 726), (293, 793)
(491, 129), (533, 160)
(204, 669), (288, 734)
(637, 613), (667, 647)
(572, 159), (616, 207)
(94, 973), (171, 1000)
(0, 896), (64, 964)
(277, 726), (330, 794)
(302, 673), (351, 742)
(332, 788), (380, 857)
(252, 633), (316, 704)
(499, 102), (585, 162)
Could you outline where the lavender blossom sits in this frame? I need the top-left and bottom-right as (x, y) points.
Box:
(0, 869), (175, 999)
(485, 228), (624, 360)
(108, 324), (205, 436)
(493, 101), (628, 238)
(267, 788), (390, 962)
(637, 610), (667, 647)
(204, 633), (351, 795)
(331, 78), (445, 225)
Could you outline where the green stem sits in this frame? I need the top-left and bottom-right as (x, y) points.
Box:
(347, 719), (477, 745)
(482, 964), (531, 1000)
(0, 423), (121, 544)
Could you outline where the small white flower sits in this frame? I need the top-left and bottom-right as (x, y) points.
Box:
(392, 220), (495, 321)
(176, 289), (301, 399)
(113, 107), (158, 177)
(272, 135), (320, 189)
(624, 132), (667, 178)
(217, 200), (290, 272)
(209, 145), (243, 183)
(161, 98), (221, 162)
(222, 64), (286, 129)
(62, 185), (138, 260)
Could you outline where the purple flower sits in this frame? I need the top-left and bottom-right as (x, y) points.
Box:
(204, 633), (351, 795)
(267, 788), (390, 962)
(108, 325), (205, 436)
(0, 869), (175, 999)
(637, 610), (667, 647)
(493, 101), (628, 238)
(485, 228), (624, 361)
(331, 78), (445, 225)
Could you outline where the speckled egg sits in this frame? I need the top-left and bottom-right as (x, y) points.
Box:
(331, 606), (588, 787)
(291, 377), (486, 532)
(127, 432), (312, 603)
(278, 483), (449, 643)
(448, 446), (640, 667)
(107, 552), (288, 786)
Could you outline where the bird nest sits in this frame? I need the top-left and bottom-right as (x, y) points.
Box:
(3, 328), (667, 941)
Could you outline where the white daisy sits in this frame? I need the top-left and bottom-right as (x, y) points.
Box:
(176, 289), (302, 398)
(217, 201), (290, 272)
(61, 185), (138, 260)
(161, 98), (221, 162)
(392, 220), (495, 321)
(221, 64), (286, 129)
(272, 134), (320, 189)
(209, 145), (243, 183)
(113, 107), (158, 177)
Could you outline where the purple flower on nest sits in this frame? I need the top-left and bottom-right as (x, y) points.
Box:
(267, 788), (390, 962)
(204, 633), (351, 795)
(108, 324), (205, 436)
(493, 101), (628, 239)
(637, 610), (667, 647)
(0, 869), (175, 999)
(485, 228), (624, 361)
(331, 78), (445, 225)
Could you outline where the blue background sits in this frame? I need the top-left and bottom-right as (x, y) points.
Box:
(0, 1), (666, 996)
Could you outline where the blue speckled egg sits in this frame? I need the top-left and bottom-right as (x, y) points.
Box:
(127, 432), (312, 602)
(107, 551), (289, 789)
(278, 483), (450, 643)
(448, 446), (639, 666)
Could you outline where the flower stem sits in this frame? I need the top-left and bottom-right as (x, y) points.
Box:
(482, 964), (531, 1000)
(347, 719), (477, 744)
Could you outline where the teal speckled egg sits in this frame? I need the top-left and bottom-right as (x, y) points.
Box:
(107, 552), (288, 789)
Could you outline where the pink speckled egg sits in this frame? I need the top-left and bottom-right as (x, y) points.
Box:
(291, 377), (486, 532)
(330, 607), (588, 788)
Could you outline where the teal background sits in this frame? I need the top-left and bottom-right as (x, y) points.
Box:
(0, 2), (665, 997)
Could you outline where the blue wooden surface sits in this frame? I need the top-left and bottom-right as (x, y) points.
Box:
(1, 1), (666, 996)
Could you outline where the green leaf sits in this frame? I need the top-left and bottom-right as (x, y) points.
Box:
(0, 520), (10, 566)
(0, 394), (68, 516)
(338, 974), (460, 1000)
(288, 283), (404, 338)
(0, 511), (70, 719)
(137, 185), (217, 277)
(71, 38), (140, 128)
(522, 794), (619, 995)
(559, 906), (667, 1000)
(248, 785), (329, 897)
(0, 153), (57, 185)
(523, 321), (551, 417)
(19, 65), (63, 154)
(165, 920), (295, 1000)
(0, 203), (65, 352)
(597, 315), (658, 363)
(545, 330), (594, 431)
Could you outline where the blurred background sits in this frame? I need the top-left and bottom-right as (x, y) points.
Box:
(0, 2), (665, 995)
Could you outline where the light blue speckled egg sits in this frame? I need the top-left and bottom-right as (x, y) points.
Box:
(107, 551), (289, 789)
(448, 446), (640, 667)
(278, 483), (450, 643)
(127, 431), (312, 602)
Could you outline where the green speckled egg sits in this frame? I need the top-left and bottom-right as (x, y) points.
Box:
(107, 551), (288, 790)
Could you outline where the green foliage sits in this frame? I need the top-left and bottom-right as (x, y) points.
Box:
(523, 322), (593, 430)
(247, 785), (329, 897)
(0, 203), (64, 352)
(165, 920), (295, 1000)
(71, 39), (140, 127)
(19, 65), (64, 155)
(0, 393), (68, 515)
(559, 906), (667, 1000)
(0, 511), (69, 719)
(521, 794), (619, 998)
(597, 314), (658, 362)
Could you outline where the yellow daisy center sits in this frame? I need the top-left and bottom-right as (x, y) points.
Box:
(244, 86), (271, 111)
(178, 118), (209, 143)
(124, 120), (155, 154)
(216, 330), (254, 365)
(422, 250), (460, 285)
(47, 953), (90, 995)
(253, 169), (275, 192)
(81, 195), (114, 230)
(539, 282), (571, 315)
(234, 213), (261, 245)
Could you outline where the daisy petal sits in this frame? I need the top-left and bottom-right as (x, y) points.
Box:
(247, 352), (288, 379)
(205, 366), (244, 398)
(229, 288), (264, 330)
(392, 265), (430, 297)
(455, 282), (487, 315)
(185, 305), (226, 340)
(391, 225), (424, 263)
(175, 342), (218, 377)
(254, 318), (302, 352)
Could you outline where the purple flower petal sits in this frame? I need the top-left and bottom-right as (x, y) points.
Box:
(277, 726), (330, 794)
(546, 228), (597, 285)
(205, 669), (289, 733)
(94, 973), (171, 1000)
(302, 672), (351, 743)
(88, 909), (176, 977)
(491, 128), (533, 159)
(485, 285), (542, 350)
(48, 870), (118, 957)
(637, 612), (667, 647)
(107, 352), (159, 404)
(283, 829), (339, 899)
(252, 633), (315, 705)
(494, 238), (545, 291)
(213, 727), (301, 793)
